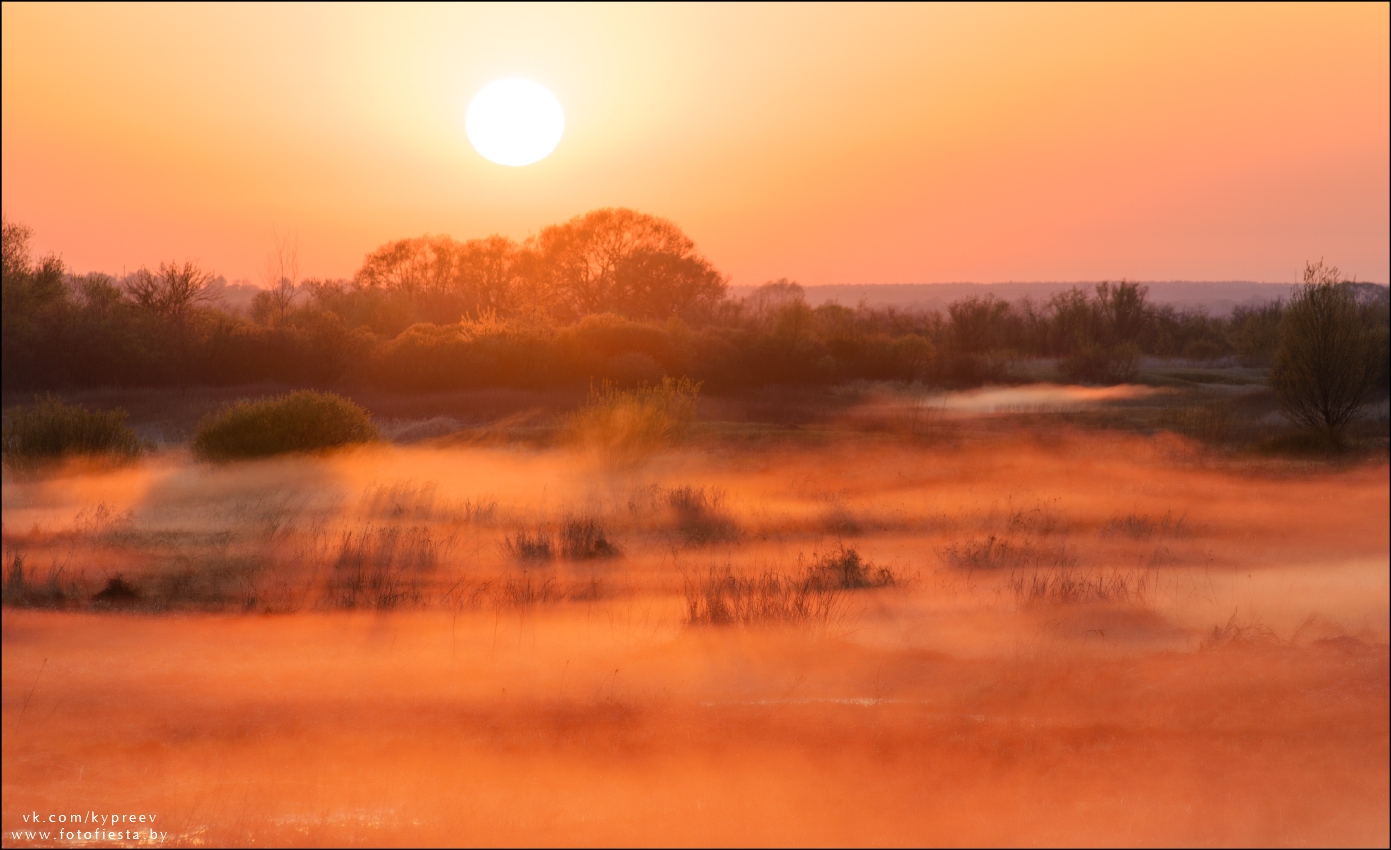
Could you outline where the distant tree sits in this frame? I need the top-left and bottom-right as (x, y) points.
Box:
(746, 278), (805, 316)
(1227, 301), (1284, 366)
(1094, 280), (1150, 347)
(257, 230), (300, 325)
(1, 214), (66, 316)
(947, 295), (1013, 355)
(531, 208), (727, 320)
(1, 214), (33, 284)
(355, 234), (462, 296)
(1270, 260), (1380, 442)
(124, 261), (217, 329)
(355, 233), (523, 322)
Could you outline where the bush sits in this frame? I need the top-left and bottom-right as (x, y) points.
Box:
(1, 396), (144, 466)
(192, 390), (378, 460)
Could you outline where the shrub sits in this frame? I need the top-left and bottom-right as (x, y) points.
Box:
(192, 390), (378, 460)
(1, 396), (144, 466)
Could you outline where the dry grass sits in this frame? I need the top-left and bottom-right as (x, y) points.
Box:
(667, 485), (740, 545)
(683, 548), (893, 626)
(1009, 568), (1153, 606)
(683, 566), (843, 626)
(1, 424), (1388, 846)
(505, 530), (555, 562)
(326, 525), (441, 609)
(1, 552), (86, 608)
(564, 378), (701, 468)
(1101, 510), (1187, 539)
(1200, 612), (1282, 649)
(941, 534), (1075, 571)
(559, 517), (620, 559)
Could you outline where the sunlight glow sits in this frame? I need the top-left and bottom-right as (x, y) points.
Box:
(465, 78), (564, 167)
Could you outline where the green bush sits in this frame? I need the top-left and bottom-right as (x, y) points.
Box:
(192, 391), (378, 461)
(1, 396), (144, 465)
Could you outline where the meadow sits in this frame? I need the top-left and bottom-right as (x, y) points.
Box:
(3, 384), (1387, 846)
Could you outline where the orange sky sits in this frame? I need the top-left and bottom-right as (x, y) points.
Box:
(3, 3), (1387, 286)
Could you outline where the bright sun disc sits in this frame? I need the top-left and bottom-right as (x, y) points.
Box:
(465, 78), (564, 167)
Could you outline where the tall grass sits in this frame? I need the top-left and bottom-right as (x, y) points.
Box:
(564, 377), (700, 467)
(1009, 568), (1152, 606)
(942, 535), (1075, 571)
(667, 485), (739, 544)
(684, 567), (843, 626)
(1, 396), (144, 467)
(2, 552), (87, 607)
(193, 390), (378, 461)
(326, 525), (438, 609)
(559, 517), (621, 559)
(683, 548), (894, 626)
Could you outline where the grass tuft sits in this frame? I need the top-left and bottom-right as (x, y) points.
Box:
(667, 485), (739, 544)
(803, 547), (896, 590)
(506, 530), (555, 562)
(559, 517), (620, 560)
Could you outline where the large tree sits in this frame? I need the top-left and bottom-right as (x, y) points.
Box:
(530, 208), (727, 320)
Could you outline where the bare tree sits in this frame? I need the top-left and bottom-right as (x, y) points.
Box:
(124, 261), (216, 328)
(1270, 260), (1379, 443)
(260, 230), (300, 325)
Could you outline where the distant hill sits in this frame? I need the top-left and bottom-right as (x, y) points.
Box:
(727, 281), (1385, 315)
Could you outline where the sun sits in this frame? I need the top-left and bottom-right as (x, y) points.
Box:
(465, 78), (565, 167)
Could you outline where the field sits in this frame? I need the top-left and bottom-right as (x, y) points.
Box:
(2, 385), (1388, 847)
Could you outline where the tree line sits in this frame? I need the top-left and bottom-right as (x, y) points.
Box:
(3, 209), (1387, 398)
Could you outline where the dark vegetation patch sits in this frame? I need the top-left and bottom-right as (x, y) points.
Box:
(1, 396), (144, 468)
(666, 485), (740, 545)
(192, 390), (378, 461)
(559, 517), (621, 559)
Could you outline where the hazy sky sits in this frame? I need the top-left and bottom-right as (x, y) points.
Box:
(3, 3), (1387, 286)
